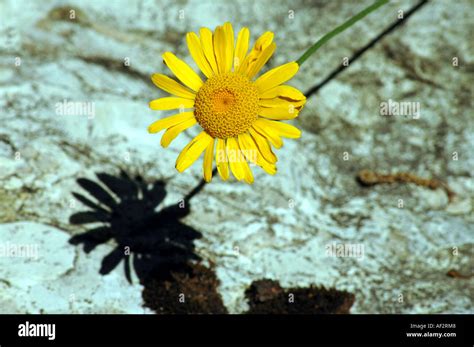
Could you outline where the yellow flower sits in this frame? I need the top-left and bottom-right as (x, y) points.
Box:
(148, 22), (306, 184)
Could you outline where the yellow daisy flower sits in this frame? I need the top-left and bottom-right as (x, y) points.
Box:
(148, 22), (306, 184)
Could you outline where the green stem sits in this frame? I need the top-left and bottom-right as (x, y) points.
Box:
(296, 0), (389, 66)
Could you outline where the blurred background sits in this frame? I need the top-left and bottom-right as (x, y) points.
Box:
(0, 0), (473, 314)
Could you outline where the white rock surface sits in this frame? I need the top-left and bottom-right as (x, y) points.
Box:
(0, 222), (149, 313)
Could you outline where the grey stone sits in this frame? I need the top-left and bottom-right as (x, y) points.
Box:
(0, 222), (149, 313)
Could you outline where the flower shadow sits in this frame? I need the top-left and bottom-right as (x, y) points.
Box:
(68, 170), (202, 284)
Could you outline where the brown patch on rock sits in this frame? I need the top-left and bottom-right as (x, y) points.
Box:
(446, 269), (473, 279)
(244, 279), (355, 314)
(357, 169), (455, 201)
(142, 263), (227, 314)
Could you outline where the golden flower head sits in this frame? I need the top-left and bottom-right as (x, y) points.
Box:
(148, 22), (306, 184)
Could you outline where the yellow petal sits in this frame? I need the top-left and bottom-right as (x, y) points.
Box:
(239, 31), (274, 74)
(257, 158), (277, 175)
(237, 133), (258, 165)
(226, 137), (245, 181)
(148, 112), (194, 134)
(255, 62), (299, 93)
(259, 105), (300, 120)
(186, 32), (214, 78)
(254, 31), (274, 51)
(216, 138), (229, 181)
(160, 117), (197, 147)
(252, 120), (283, 148)
(200, 27), (219, 75)
(258, 97), (305, 108)
(162, 52), (203, 92)
(257, 119), (301, 139)
(242, 159), (254, 184)
(246, 43), (276, 79)
(151, 73), (196, 99)
(203, 139), (215, 182)
(149, 97), (194, 110)
(247, 128), (277, 163)
(241, 132), (277, 175)
(234, 27), (249, 71)
(213, 26), (227, 74)
(248, 32), (274, 60)
(175, 131), (212, 172)
(223, 22), (234, 72)
(259, 85), (306, 101)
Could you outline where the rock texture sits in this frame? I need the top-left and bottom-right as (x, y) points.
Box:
(0, 222), (149, 313)
(0, 0), (473, 313)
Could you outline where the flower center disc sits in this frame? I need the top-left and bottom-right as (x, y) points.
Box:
(194, 72), (259, 139)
